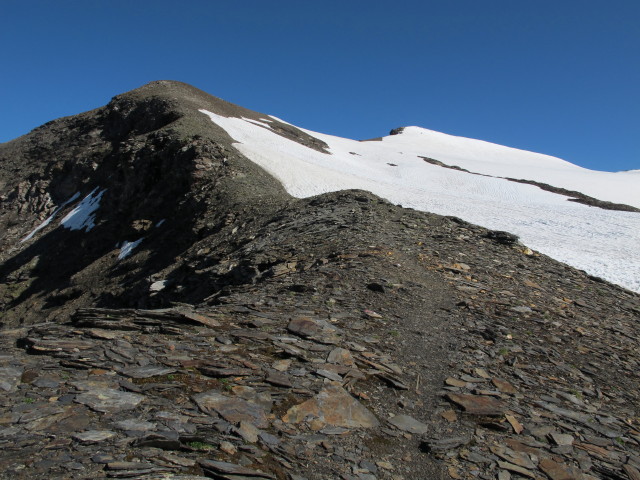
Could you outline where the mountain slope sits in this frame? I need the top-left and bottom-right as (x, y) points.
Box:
(198, 110), (640, 293)
(0, 81), (638, 480)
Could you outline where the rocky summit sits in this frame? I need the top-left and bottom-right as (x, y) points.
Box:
(0, 81), (638, 480)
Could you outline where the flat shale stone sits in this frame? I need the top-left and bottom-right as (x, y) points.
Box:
(326, 347), (355, 366)
(497, 460), (536, 478)
(421, 436), (471, 452)
(106, 461), (156, 470)
(445, 393), (506, 416)
(283, 383), (379, 428)
(72, 430), (116, 443)
(121, 365), (176, 378)
(74, 388), (145, 413)
(192, 390), (269, 428)
(114, 418), (157, 432)
(236, 420), (260, 443)
(538, 458), (580, 480)
(287, 317), (335, 338)
(387, 414), (429, 434)
(491, 378), (517, 394)
(549, 432), (574, 446)
(199, 459), (275, 478)
(623, 465), (640, 480)
(265, 370), (293, 388)
(0, 366), (23, 392)
(146, 476), (210, 480)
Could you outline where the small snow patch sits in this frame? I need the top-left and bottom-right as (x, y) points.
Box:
(150, 280), (167, 292)
(60, 188), (106, 232)
(155, 219), (166, 227)
(118, 239), (143, 260)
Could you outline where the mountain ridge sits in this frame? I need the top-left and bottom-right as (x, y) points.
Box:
(0, 81), (638, 480)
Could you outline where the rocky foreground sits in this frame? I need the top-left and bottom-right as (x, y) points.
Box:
(1, 191), (639, 480)
(0, 81), (638, 479)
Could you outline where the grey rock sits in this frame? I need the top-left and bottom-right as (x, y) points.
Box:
(113, 419), (157, 432)
(0, 366), (23, 392)
(121, 365), (176, 378)
(73, 430), (116, 443)
(199, 459), (275, 478)
(193, 390), (269, 428)
(75, 388), (145, 413)
(387, 414), (429, 434)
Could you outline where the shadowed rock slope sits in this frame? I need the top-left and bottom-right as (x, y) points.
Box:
(0, 81), (638, 480)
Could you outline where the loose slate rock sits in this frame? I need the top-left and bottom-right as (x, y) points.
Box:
(287, 317), (323, 338)
(192, 390), (269, 428)
(113, 419), (157, 432)
(491, 378), (517, 394)
(146, 476), (210, 480)
(538, 458), (579, 480)
(445, 393), (506, 416)
(199, 460), (275, 479)
(72, 430), (116, 443)
(326, 347), (355, 366)
(121, 365), (176, 379)
(388, 414), (430, 434)
(422, 436), (470, 452)
(283, 382), (379, 428)
(75, 388), (145, 413)
(265, 370), (293, 388)
(0, 366), (23, 392)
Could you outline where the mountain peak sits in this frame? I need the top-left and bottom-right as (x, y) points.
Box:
(0, 81), (638, 480)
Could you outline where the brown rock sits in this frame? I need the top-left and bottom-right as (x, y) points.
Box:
(445, 393), (506, 416)
(265, 370), (293, 388)
(174, 309), (221, 328)
(283, 382), (379, 428)
(505, 414), (524, 434)
(199, 460), (274, 478)
(497, 460), (535, 478)
(236, 421), (260, 443)
(445, 377), (467, 388)
(272, 359), (291, 372)
(326, 347), (355, 366)
(624, 465), (640, 480)
(492, 378), (517, 394)
(538, 458), (579, 480)
(440, 410), (458, 422)
(287, 317), (323, 337)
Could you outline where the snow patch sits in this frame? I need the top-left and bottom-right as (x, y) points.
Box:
(60, 188), (106, 232)
(118, 239), (143, 260)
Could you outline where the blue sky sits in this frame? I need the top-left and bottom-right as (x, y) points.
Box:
(1, 0), (638, 172)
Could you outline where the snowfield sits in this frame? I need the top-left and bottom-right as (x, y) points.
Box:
(200, 110), (640, 293)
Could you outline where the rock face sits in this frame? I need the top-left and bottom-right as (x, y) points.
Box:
(0, 81), (638, 480)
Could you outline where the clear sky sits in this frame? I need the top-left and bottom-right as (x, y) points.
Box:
(1, 0), (638, 172)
